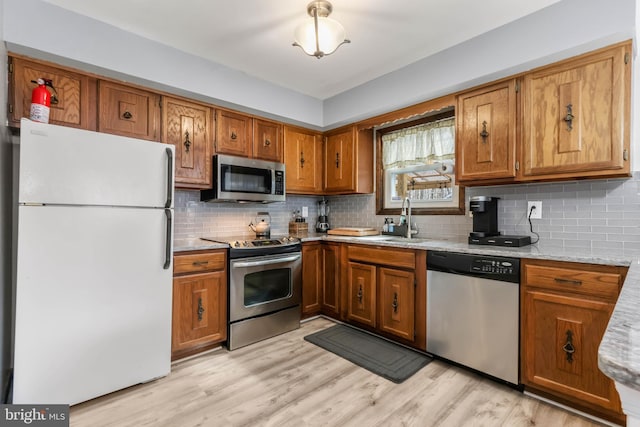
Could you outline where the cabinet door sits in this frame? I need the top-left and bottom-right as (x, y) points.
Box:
(325, 129), (355, 193)
(9, 56), (97, 130)
(347, 261), (376, 327)
(172, 271), (227, 356)
(302, 242), (322, 317)
(162, 97), (213, 189)
(253, 119), (283, 162)
(98, 81), (161, 141)
(284, 126), (323, 194)
(215, 109), (252, 157)
(457, 79), (517, 182)
(522, 43), (630, 179)
(379, 267), (415, 341)
(321, 243), (341, 318)
(522, 289), (621, 413)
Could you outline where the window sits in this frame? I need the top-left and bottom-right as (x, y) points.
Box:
(376, 110), (464, 215)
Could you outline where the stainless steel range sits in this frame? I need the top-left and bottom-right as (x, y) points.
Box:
(200, 236), (302, 350)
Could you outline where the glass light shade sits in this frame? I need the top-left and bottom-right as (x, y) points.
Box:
(293, 16), (349, 58)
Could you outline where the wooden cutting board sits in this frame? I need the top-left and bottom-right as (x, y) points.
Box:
(327, 227), (380, 236)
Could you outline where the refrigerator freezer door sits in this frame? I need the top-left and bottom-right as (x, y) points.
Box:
(19, 119), (174, 208)
(13, 205), (173, 405)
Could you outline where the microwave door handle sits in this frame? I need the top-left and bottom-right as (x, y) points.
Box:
(232, 254), (301, 268)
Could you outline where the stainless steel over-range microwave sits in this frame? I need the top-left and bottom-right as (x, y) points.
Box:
(200, 154), (285, 203)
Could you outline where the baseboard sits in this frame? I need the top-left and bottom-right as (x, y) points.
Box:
(524, 391), (623, 427)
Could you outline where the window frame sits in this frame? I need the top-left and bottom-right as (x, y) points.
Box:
(375, 110), (465, 216)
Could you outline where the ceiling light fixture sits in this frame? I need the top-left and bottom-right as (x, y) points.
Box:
(292, 1), (350, 59)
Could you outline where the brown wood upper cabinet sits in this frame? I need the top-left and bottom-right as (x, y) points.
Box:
(215, 110), (283, 162)
(521, 259), (626, 424)
(324, 125), (374, 194)
(456, 79), (517, 183)
(521, 42), (631, 181)
(284, 125), (323, 194)
(456, 41), (631, 185)
(8, 55), (97, 130)
(98, 80), (161, 141)
(253, 118), (283, 162)
(162, 96), (213, 189)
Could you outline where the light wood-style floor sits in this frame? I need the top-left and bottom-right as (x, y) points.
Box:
(70, 318), (606, 427)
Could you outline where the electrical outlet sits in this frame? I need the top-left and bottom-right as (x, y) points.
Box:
(528, 201), (542, 219)
(301, 206), (308, 218)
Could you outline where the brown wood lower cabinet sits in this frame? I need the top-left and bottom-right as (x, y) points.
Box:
(342, 244), (425, 350)
(347, 261), (377, 327)
(521, 259), (627, 424)
(172, 250), (227, 360)
(301, 241), (340, 319)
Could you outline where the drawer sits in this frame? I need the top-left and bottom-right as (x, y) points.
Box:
(523, 263), (622, 301)
(174, 251), (226, 275)
(347, 245), (415, 269)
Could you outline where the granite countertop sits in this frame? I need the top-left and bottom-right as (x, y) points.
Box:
(173, 233), (640, 390)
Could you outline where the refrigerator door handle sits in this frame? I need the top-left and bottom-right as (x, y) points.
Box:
(164, 208), (172, 270)
(165, 147), (173, 209)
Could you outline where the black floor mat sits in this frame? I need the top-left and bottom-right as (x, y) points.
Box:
(304, 324), (432, 383)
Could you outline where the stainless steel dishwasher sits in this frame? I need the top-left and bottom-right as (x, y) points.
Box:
(427, 251), (520, 385)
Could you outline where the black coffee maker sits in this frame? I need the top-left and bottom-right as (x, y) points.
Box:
(469, 196), (500, 238)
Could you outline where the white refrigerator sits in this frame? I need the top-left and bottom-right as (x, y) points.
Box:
(13, 118), (174, 405)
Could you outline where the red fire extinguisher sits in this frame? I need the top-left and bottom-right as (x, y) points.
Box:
(29, 78), (57, 124)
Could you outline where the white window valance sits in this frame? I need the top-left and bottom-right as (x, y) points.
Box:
(381, 118), (455, 169)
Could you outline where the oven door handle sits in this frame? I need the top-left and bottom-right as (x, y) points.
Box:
(232, 254), (301, 268)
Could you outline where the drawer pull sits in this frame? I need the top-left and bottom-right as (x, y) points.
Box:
(184, 131), (191, 153)
(563, 103), (574, 131)
(554, 277), (582, 286)
(192, 261), (209, 267)
(197, 297), (205, 321)
(562, 330), (575, 363)
(392, 292), (398, 313)
(480, 120), (489, 143)
(123, 111), (133, 120)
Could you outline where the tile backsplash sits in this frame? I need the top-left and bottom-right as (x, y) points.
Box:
(175, 173), (640, 254)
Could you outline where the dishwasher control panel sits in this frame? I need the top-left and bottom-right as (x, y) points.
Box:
(427, 251), (520, 283)
(472, 259), (515, 275)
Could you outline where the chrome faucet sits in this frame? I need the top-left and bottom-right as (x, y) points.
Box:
(402, 197), (412, 239)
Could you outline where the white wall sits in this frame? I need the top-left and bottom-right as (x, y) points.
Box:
(2, 0), (324, 128)
(324, 0), (636, 129)
(2, 0), (636, 132)
(0, 0), (12, 403)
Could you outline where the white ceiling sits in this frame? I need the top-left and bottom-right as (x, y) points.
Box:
(42, 0), (560, 100)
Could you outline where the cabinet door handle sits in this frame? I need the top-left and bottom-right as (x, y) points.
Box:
(184, 131), (191, 153)
(357, 285), (363, 303)
(335, 152), (340, 168)
(392, 292), (398, 313)
(265, 139), (271, 146)
(480, 120), (489, 143)
(300, 152), (305, 168)
(197, 297), (205, 321)
(554, 277), (582, 286)
(563, 103), (574, 131)
(123, 111), (133, 120)
(562, 330), (575, 363)
(231, 131), (237, 140)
